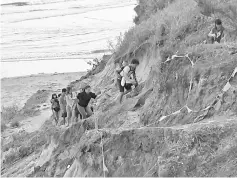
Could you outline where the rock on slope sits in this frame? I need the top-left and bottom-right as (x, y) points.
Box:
(11, 0), (237, 177)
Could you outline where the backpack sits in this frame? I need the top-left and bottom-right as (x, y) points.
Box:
(120, 66), (137, 86)
(210, 26), (224, 43)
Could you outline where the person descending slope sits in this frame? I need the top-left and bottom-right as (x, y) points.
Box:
(59, 88), (67, 125)
(50, 93), (60, 125)
(118, 59), (139, 104)
(77, 85), (101, 119)
(207, 19), (225, 44)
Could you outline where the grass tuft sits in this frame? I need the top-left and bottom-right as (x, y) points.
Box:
(1, 105), (19, 122)
(1, 122), (7, 132)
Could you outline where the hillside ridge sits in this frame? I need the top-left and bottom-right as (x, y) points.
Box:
(1, 0), (237, 177)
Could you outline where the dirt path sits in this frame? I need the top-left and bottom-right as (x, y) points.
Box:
(20, 109), (52, 133)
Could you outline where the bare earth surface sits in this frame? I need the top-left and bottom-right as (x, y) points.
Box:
(1, 0), (237, 177)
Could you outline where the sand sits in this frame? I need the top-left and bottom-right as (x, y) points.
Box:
(1, 72), (84, 144)
(1, 72), (85, 109)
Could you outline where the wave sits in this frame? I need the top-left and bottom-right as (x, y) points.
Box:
(3, 3), (135, 23)
(1, 0), (136, 77)
(1, 2), (29, 6)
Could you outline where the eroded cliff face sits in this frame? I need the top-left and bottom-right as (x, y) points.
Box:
(28, 44), (237, 177)
(4, 0), (237, 177)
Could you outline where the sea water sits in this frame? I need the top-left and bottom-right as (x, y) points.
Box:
(1, 0), (136, 78)
(1, 0), (136, 108)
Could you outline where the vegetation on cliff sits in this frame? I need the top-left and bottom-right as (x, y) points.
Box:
(2, 0), (237, 177)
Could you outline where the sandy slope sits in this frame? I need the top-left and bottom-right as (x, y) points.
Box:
(20, 109), (52, 133)
(1, 72), (85, 176)
(1, 72), (85, 136)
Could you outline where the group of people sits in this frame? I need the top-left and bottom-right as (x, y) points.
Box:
(49, 19), (225, 125)
(50, 85), (100, 126)
(50, 58), (140, 125)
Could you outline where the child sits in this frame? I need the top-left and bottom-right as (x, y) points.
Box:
(207, 19), (225, 44)
(50, 94), (60, 125)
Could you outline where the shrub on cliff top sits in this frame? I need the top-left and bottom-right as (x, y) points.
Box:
(115, 0), (237, 60)
(196, 0), (237, 30)
(115, 0), (199, 59)
(1, 105), (19, 122)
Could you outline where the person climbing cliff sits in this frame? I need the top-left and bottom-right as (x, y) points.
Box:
(50, 93), (60, 125)
(207, 19), (225, 44)
(118, 58), (139, 104)
(77, 85), (101, 119)
(59, 88), (67, 125)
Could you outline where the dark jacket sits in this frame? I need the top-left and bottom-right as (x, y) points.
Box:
(77, 91), (97, 107)
(51, 98), (59, 109)
(210, 26), (224, 43)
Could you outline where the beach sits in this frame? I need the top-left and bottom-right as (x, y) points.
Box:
(1, 72), (85, 109)
(1, 0), (136, 122)
(1, 2), (136, 171)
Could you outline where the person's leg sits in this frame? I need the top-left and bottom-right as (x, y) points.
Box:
(54, 110), (59, 125)
(76, 104), (82, 121)
(71, 103), (78, 124)
(52, 110), (57, 125)
(119, 89), (131, 103)
(117, 79), (122, 90)
(119, 84), (132, 103)
(62, 109), (67, 125)
(51, 108), (55, 118)
(118, 79), (125, 104)
(66, 105), (72, 127)
(60, 109), (64, 125)
(124, 88), (132, 95)
(85, 105), (93, 117)
(119, 92), (124, 104)
(71, 106), (75, 124)
(77, 104), (87, 119)
(68, 107), (72, 126)
(75, 104), (80, 122)
(51, 108), (54, 116)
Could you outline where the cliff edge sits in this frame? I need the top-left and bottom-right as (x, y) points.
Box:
(2, 0), (237, 177)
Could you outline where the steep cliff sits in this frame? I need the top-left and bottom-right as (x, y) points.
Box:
(3, 0), (237, 177)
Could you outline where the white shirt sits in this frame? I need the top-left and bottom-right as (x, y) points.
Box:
(66, 94), (74, 107)
(120, 66), (135, 86)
